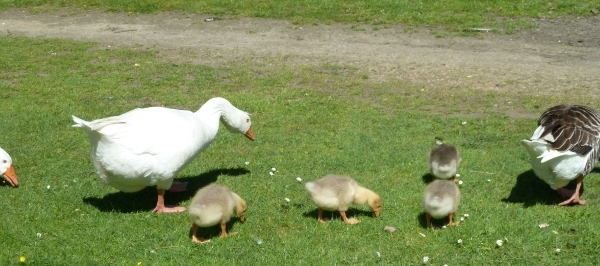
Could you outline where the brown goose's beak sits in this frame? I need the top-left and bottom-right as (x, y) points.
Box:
(244, 127), (255, 141)
(2, 165), (18, 187)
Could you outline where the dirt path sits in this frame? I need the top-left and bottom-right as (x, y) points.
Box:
(1, 9), (599, 103)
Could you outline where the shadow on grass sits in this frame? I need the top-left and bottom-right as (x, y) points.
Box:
(187, 217), (245, 243)
(302, 208), (376, 223)
(502, 169), (565, 207)
(417, 212), (458, 229)
(421, 173), (435, 184)
(83, 167), (250, 213)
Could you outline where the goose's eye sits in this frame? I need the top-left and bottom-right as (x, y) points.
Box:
(2, 160), (6, 164)
(246, 118), (250, 123)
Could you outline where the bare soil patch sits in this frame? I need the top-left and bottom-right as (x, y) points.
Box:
(1, 9), (599, 117)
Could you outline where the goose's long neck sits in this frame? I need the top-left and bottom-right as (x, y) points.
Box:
(194, 98), (234, 138)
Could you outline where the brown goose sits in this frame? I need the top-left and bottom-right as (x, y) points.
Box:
(521, 104), (600, 206)
(428, 138), (461, 181)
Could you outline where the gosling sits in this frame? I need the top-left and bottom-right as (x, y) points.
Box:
(423, 179), (460, 229)
(188, 184), (246, 243)
(305, 174), (382, 224)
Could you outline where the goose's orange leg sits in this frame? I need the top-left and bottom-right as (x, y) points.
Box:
(558, 175), (586, 206)
(191, 223), (210, 243)
(219, 223), (228, 238)
(153, 189), (186, 213)
(426, 213), (432, 229)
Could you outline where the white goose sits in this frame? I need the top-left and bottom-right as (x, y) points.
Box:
(521, 104), (600, 206)
(72, 97), (254, 213)
(0, 147), (19, 187)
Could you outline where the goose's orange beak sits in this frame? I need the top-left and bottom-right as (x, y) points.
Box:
(2, 165), (18, 187)
(244, 127), (255, 141)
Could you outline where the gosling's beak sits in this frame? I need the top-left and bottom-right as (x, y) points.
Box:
(244, 127), (255, 141)
(374, 209), (381, 217)
(239, 214), (246, 222)
(2, 165), (18, 187)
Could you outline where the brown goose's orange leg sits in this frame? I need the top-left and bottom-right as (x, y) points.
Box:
(558, 175), (586, 206)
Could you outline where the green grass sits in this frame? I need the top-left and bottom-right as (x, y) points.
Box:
(2, 0), (599, 32)
(1, 35), (600, 265)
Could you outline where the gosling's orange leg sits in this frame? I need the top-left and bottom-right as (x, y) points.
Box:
(558, 175), (587, 206)
(339, 211), (350, 223)
(447, 213), (460, 226)
(317, 208), (327, 223)
(426, 213), (432, 229)
(339, 211), (361, 224)
(191, 224), (210, 243)
(219, 223), (228, 238)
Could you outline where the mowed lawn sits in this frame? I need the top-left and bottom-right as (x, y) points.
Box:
(2, 1), (600, 265)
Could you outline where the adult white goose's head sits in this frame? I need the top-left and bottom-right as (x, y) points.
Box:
(222, 111), (254, 141)
(216, 99), (254, 141)
(0, 148), (18, 187)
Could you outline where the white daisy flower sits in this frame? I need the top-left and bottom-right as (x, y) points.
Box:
(460, 217), (465, 221)
(245, 161), (250, 165)
(36, 233), (42, 238)
(555, 248), (561, 253)
(463, 214), (469, 217)
(457, 239), (463, 244)
(251, 235), (263, 245)
(496, 239), (503, 247)
(296, 177), (303, 182)
(269, 171), (274, 176)
(455, 174), (461, 178)
(284, 198), (290, 203)
(376, 252), (381, 258)
(423, 256), (430, 263)
(458, 180), (463, 185)
(271, 167), (277, 172)
(47, 185), (51, 189)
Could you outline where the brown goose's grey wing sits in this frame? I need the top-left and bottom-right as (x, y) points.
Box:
(538, 105), (600, 174)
